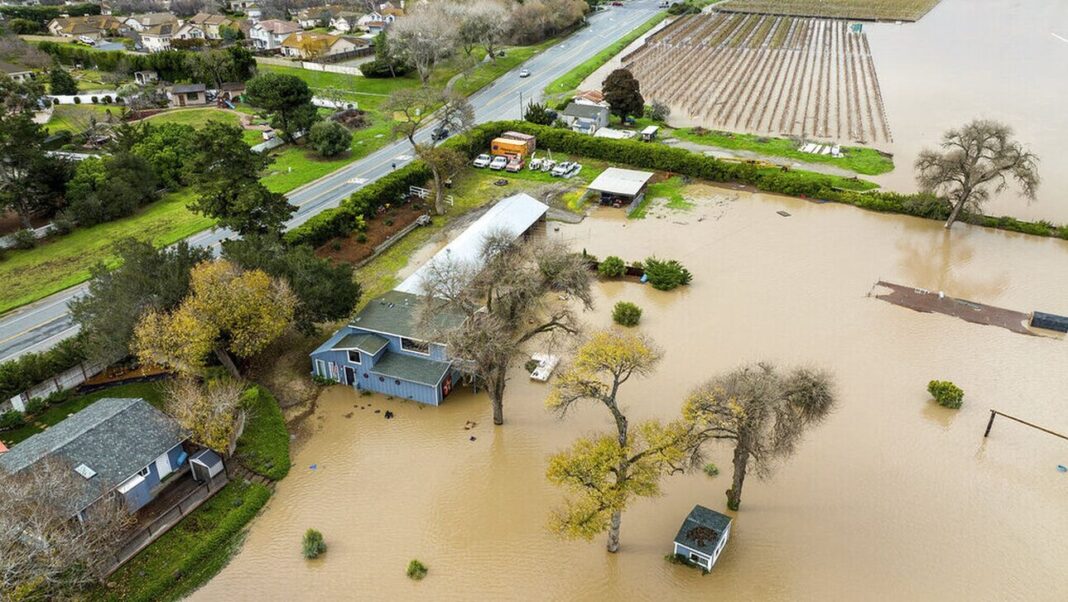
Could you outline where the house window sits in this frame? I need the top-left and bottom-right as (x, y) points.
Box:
(347, 350), (362, 364)
(186, 92), (198, 101)
(401, 337), (429, 354)
(138, 466), (150, 477)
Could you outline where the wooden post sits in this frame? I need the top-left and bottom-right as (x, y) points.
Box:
(984, 410), (996, 438)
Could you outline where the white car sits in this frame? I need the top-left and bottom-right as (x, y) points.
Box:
(519, 69), (531, 78)
(489, 156), (508, 170)
(473, 154), (492, 168)
(551, 161), (573, 177)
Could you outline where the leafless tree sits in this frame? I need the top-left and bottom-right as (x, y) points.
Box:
(383, 86), (474, 214)
(420, 231), (594, 425)
(107, 0), (168, 14)
(0, 457), (132, 599)
(451, 0), (511, 62)
(508, 0), (586, 45)
(683, 363), (836, 511)
(388, 6), (459, 85)
(165, 376), (247, 455)
(0, 35), (51, 70)
(915, 119), (1040, 229)
(170, 0), (211, 18)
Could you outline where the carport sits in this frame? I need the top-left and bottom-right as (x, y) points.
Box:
(587, 167), (655, 212)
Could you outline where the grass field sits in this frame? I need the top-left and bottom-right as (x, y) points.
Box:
(671, 128), (894, 175)
(141, 108), (264, 146)
(44, 104), (122, 134)
(717, 0), (941, 21)
(544, 11), (669, 99)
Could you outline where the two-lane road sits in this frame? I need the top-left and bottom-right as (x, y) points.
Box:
(0, 1), (662, 362)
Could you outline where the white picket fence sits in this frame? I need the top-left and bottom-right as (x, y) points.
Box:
(255, 56), (364, 76)
(410, 186), (454, 207)
(0, 223), (55, 250)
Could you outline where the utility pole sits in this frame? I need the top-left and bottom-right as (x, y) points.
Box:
(519, 91), (524, 118)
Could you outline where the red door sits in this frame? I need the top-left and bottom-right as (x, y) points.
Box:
(441, 374), (453, 398)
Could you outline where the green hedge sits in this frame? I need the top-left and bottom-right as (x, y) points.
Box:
(236, 386), (291, 480)
(36, 43), (198, 82)
(0, 3), (98, 23)
(284, 162), (432, 248)
(0, 337), (86, 401)
(465, 121), (1068, 240)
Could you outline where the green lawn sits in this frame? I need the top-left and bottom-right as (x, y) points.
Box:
(92, 480), (272, 602)
(235, 385), (291, 480)
(0, 381), (166, 446)
(141, 108), (263, 146)
(629, 175), (694, 218)
(44, 104), (122, 134)
(544, 11), (669, 99)
(670, 128), (895, 176)
(0, 190), (213, 314)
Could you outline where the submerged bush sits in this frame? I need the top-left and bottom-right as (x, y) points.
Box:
(927, 380), (964, 409)
(612, 301), (642, 327)
(703, 463), (719, 477)
(643, 257), (692, 291)
(598, 255), (626, 278)
(302, 529), (327, 559)
(406, 559), (428, 580)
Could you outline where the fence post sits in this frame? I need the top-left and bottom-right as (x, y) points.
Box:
(984, 410), (997, 438)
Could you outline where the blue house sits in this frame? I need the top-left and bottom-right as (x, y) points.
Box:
(311, 193), (549, 405)
(0, 397), (189, 521)
(673, 505), (733, 571)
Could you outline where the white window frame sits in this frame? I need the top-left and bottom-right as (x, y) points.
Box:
(400, 337), (430, 355)
(137, 466), (150, 477)
(347, 350), (362, 364)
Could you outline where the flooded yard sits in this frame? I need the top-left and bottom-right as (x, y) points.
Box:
(193, 185), (1068, 600)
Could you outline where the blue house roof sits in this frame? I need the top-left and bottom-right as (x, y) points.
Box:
(674, 505), (732, 556)
(0, 398), (187, 515)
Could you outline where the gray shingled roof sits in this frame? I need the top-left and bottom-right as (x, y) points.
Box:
(563, 102), (608, 119)
(171, 83), (206, 94)
(0, 398), (187, 515)
(674, 505), (732, 555)
(371, 351), (450, 386)
(349, 291), (465, 341)
(334, 332), (388, 355)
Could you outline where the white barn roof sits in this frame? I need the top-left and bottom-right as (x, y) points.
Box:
(587, 167), (655, 197)
(394, 193), (548, 296)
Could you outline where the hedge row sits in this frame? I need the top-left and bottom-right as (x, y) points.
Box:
(469, 121), (1068, 240)
(284, 162), (432, 247)
(37, 43), (199, 82)
(0, 3), (98, 23)
(0, 337), (86, 401)
(125, 482), (272, 602)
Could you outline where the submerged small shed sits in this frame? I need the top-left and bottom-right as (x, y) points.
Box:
(1031, 311), (1068, 333)
(673, 505), (732, 571)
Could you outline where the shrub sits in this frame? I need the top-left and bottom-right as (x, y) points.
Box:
(406, 559), (428, 580)
(12, 229), (37, 250)
(598, 255), (626, 278)
(0, 337), (86, 401)
(73, 97), (81, 104)
(703, 463), (719, 477)
(927, 380), (964, 409)
(51, 211), (77, 235)
(642, 257), (692, 291)
(90, 96), (98, 104)
(308, 120), (351, 157)
(355, 232), (368, 243)
(45, 389), (71, 406)
(102, 95), (112, 104)
(302, 529), (327, 559)
(612, 301), (642, 327)
(647, 100), (670, 122)
(0, 410), (25, 431)
(24, 397), (46, 416)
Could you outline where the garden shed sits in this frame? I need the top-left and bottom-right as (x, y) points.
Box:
(587, 167), (654, 210)
(189, 448), (225, 482)
(672, 505), (732, 571)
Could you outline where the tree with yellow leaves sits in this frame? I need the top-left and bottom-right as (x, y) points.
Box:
(546, 329), (698, 553)
(165, 377), (245, 454)
(133, 259), (296, 374)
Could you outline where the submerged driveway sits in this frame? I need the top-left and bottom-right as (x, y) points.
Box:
(0, 1), (663, 362)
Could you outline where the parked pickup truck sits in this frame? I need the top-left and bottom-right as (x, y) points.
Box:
(505, 156), (523, 172)
(489, 156), (509, 170)
(472, 154), (492, 168)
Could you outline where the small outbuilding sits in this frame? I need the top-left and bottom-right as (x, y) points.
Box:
(1031, 311), (1068, 333)
(673, 505), (732, 571)
(189, 448), (225, 482)
(167, 83), (207, 107)
(587, 167), (655, 210)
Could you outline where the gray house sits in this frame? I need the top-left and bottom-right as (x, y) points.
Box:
(562, 102), (609, 134)
(673, 505), (733, 571)
(0, 397), (189, 521)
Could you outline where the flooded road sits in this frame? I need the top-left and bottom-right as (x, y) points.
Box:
(867, 0), (1068, 222)
(194, 188), (1068, 600)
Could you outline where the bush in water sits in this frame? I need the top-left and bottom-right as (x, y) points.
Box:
(927, 380), (964, 409)
(612, 301), (642, 327)
(302, 529), (327, 559)
(406, 559), (428, 580)
(598, 255), (626, 278)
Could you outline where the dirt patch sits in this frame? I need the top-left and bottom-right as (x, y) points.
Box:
(0, 210), (49, 236)
(332, 109), (369, 130)
(315, 197), (431, 265)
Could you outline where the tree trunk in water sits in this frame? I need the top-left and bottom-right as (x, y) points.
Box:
(726, 445), (749, 511)
(606, 510), (622, 553)
(944, 198), (967, 229)
(490, 369), (506, 425)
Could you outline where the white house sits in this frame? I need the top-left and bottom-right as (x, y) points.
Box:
(174, 23), (206, 41)
(123, 12), (179, 33)
(561, 102), (609, 134)
(139, 23), (177, 52)
(280, 32), (359, 60)
(186, 13), (241, 40)
(249, 19), (302, 50)
(229, 0), (261, 20)
(329, 11), (362, 34)
(672, 505), (732, 572)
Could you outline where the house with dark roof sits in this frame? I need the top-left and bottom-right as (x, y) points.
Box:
(310, 193), (549, 405)
(561, 102), (609, 134)
(672, 505), (733, 571)
(0, 398), (190, 521)
(167, 83), (207, 107)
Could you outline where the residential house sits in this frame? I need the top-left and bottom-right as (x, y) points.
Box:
(228, 0), (262, 20)
(561, 101), (609, 134)
(47, 15), (123, 39)
(279, 32), (359, 59)
(672, 505), (732, 571)
(310, 193), (549, 405)
(0, 62), (36, 83)
(0, 398), (190, 520)
(249, 19), (302, 50)
(296, 5), (338, 28)
(140, 23), (178, 52)
(379, 1), (406, 18)
(123, 12), (179, 33)
(573, 89), (607, 107)
(357, 11), (396, 31)
(167, 83), (207, 107)
(133, 70), (159, 85)
(187, 12), (241, 40)
(174, 22), (207, 41)
(328, 11), (361, 34)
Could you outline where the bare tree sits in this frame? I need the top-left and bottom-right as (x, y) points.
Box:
(453, 0), (511, 63)
(0, 457), (132, 598)
(915, 119), (1040, 229)
(683, 363), (836, 510)
(383, 86), (474, 214)
(165, 377), (247, 454)
(420, 232), (594, 425)
(388, 6), (459, 85)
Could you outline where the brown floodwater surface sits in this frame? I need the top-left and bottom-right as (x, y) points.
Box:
(193, 188), (1068, 601)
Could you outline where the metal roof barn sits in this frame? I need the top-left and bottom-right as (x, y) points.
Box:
(587, 167), (655, 197)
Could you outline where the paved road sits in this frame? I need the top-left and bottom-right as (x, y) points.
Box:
(0, 1), (662, 362)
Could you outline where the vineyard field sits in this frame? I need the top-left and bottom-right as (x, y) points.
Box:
(716, 0), (941, 22)
(623, 13), (893, 146)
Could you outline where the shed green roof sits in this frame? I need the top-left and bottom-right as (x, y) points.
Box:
(333, 333), (388, 355)
(371, 351), (450, 387)
(349, 291), (465, 341)
(674, 505), (732, 555)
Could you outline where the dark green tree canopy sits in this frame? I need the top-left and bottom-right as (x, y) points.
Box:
(245, 72), (318, 139)
(602, 68), (645, 122)
(308, 120), (351, 157)
(66, 152), (159, 226)
(524, 101), (555, 126)
(48, 64), (78, 95)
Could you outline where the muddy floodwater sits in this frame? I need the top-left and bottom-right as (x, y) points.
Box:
(194, 188), (1068, 600)
(860, 0), (1068, 222)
